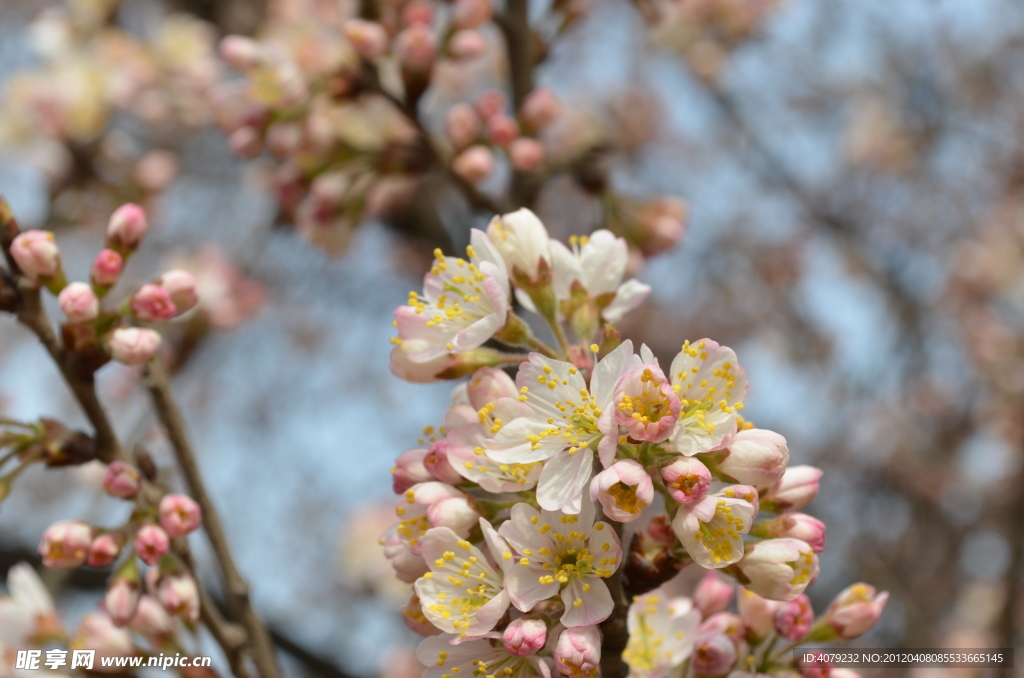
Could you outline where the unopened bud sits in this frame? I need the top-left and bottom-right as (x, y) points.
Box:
(58, 282), (99, 323)
(134, 524), (170, 566)
(39, 520), (93, 568)
(453, 145), (495, 183)
(11, 230), (62, 283)
(91, 249), (124, 288)
(344, 19), (389, 60)
(504, 617), (547, 657)
(106, 204), (148, 252)
(158, 494), (203, 538)
(157, 270), (199, 315)
(107, 327), (161, 365)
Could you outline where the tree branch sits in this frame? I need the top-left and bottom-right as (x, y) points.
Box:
(143, 358), (280, 678)
(359, 64), (505, 215)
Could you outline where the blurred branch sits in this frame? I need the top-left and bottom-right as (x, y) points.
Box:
(498, 0), (540, 208)
(995, 465), (1024, 678)
(0, 550), (355, 678)
(1, 201), (124, 464)
(359, 63), (504, 215)
(143, 358), (281, 678)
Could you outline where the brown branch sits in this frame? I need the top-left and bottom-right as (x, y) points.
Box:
(0, 198), (125, 464)
(497, 0), (540, 208)
(174, 543), (254, 678)
(143, 358), (280, 678)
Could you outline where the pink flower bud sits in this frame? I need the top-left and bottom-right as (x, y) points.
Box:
(508, 137), (546, 172)
(91, 249), (124, 287)
(554, 626), (600, 676)
(660, 456), (712, 504)
(453, 145), (495, 183)
(88, 532), (127, 568)
(58, 282), (99, 323)
(475, 90), (508, 119)
(155, 572), (200, 622)
(229, 126), (263, 157)
(589, 459), (654, 523)
(157, 270), (199, 315)
(691, 634), (737, 676)
(402, 0), (434, 26)
(134, 524), (170, 566)
(737, 587), (780, 642)
(105, 579), (141, 627)
(821, 584), (888, 640)
(425, 495), (480, 535)
(102, 462), (141, 499)
(344, 19), (389, 60)
(449, 30), (488, 60)
(486, 113), (520, 146)
(220, 35), (263, 70)
(735, 539), (819, 602)
(423, 440), (463, 485)
(756, 513), (826, 553)
(134, 150), (179, 193)
(106, 204), (148, 252)
(131, 284), (177, 321)
(158, 494), (203, 538)
(130, 595), (174, 639)
(11, 230), (62, 282)
(72, 613), (134, 661)
(714, 428), (789, 486)
(504, 617), (547, 657)
(699, 613), (744, 645)
(520, 87), (562, 131)
(637, 197), (687, 257)
(108, 327), (161, 365)
(466, 366), (519, 408)
(39, 520), (93, 568)
(762, 466), (822, 513)
(395, 25), (437, 72)
(452, 0), (493, 29)
(694, 571), (734, 617)
(445, 103), (482, 149)
(392, 448), (434, 493)
(774, 593), (814, 642)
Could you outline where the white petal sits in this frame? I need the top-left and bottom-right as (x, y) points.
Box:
(560, 577), (614, 627)
(603, 279), (650, 322)
(537, 449), (594, 514)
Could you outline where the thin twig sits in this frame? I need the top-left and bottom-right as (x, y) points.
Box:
(143, 358), (280, 678)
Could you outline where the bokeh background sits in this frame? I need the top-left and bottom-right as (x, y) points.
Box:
(1, 0), (1023, 676)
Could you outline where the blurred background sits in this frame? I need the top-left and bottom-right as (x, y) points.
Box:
(0, 0), (1023, 676)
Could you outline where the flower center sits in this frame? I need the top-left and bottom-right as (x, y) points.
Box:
(607, 481), (645, 514)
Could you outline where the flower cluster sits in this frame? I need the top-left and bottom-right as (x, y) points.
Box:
(0, 1), (219, 214)
(384, 209), (886, 676)
(621, 576), (887, 678)
(10, 203), (199, 366)
(0, 199), (213, 666)
(640, 0), (782, 83)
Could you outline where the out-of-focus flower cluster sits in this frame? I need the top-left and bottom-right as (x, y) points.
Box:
(0, 0), (219, 217)
(383, 209), (886, 676)
(636, 0), (781, 82)
(208, 0), (689, 258)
